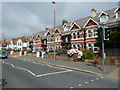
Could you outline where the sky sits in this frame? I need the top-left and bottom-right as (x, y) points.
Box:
(1, 1), (118, 40)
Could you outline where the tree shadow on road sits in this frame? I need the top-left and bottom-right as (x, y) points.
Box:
(86, 63), (104, 71)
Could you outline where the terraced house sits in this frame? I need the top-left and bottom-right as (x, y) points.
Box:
(27, 6), (120, 53)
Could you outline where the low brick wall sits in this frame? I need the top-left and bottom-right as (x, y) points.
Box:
(97, 56), (120, 66)
(12, 52), (19, 55)
(44, 54), (73, 61)
(105, 56), (120, 66)
(26, 53), (36, 57)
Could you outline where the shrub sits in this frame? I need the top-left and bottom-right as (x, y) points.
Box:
(57, 50), (67, 55)
(6, 48), (13, 51)
(82, 49), (94, 60)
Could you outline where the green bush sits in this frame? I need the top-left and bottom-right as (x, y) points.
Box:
(57, 50), (67, 55)
(82, 49), (94, 60)
(6, 48), (13, 51)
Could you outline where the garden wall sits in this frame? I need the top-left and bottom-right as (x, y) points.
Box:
(44, 54), (73, 61)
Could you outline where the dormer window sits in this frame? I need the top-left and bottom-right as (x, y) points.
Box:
(99, 11), (109, 22)
(100, 15), (109, 22)
(114, 6), (120, 18)
(116, 11), (120, 18)
(63, 25), (69, 32)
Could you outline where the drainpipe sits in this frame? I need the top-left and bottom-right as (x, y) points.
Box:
(83, 28), (86, 50)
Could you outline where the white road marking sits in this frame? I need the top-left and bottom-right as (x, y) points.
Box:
(70, 87), (74, 89)
(11, 56), (19, 57)
(3, 62), (36, 76)
(96, 78), (99, 80)
(78, 84), (82, 86)
(27, 58), (32, 61)
(85, 82), (88, 84)
(36, 70), (72, 77)
(33, 62), (45, 65)
(91, 80), (94, 82)
(3, 62), (72, 77)
(47, 65), (53, 67)
(8, 57), (72, 71)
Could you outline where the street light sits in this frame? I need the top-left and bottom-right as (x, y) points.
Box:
(52, 1), (56, 60)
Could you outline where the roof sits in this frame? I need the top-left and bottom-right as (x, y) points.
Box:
(35, 7), (118, 38)
(12, 38), (18, 44)
(0, 40), (7, 47)
(18, 36), (27, 42)
(12, 36), (27, 43)
(7, 41), (10, 44)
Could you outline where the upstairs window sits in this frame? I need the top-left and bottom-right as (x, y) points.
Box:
(93, 43), (98, 51)
(77, 32), (80, 38)
(100, 15), (109, 22)
(73, 33), (76, 39)
(93, 28), (98, 37)
(88, 30), (92, 37)
(88, 43), (92, 50)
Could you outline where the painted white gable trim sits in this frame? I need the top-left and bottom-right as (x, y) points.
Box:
(83, 18), (99, 28)
(54, 28), (61, 34)
(114, 6), (120, 13)
(45, 31), (51, 36)
(69, 21), (81, 31)
(98, 11), (108, 17)
(36, 34), (40, 38)
(32, 34), (36, 39)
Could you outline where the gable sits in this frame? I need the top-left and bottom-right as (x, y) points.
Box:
(37, 35), (40, 38)
(70, 21), (81, 31)
(46, 32), (51, 36)
(86, 20), (97, 27)
(55, 29), (60, 34)
(83, 18), (99, 28)
(71, 24), (80, 30)
(99, 11), (108, 17)
(114, 6), (120, 13)
(100, 13), (107, 16)
(17, 39), (22, 42)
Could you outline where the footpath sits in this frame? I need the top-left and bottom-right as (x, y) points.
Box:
(12, 55), (119, 79)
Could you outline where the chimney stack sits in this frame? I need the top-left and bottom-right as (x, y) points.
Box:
(91, 9), (97, 18)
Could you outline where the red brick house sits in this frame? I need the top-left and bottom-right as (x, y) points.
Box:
(27, 7), (120, 53)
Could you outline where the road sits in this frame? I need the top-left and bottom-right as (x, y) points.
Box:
(1, 56), (118, 88)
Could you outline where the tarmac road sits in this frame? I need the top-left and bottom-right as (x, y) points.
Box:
(1, 57), (118, 89)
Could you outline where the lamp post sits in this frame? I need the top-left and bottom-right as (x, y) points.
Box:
(52, 1), (56, 60)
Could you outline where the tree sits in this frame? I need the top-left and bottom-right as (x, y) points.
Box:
(105, 31), (120, 48)
(96, 30), (120, 48)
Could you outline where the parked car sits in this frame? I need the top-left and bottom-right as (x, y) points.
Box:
(27, 51), (32, 53)
(47, 50), (58, 54)
(0, 50), (9, 59)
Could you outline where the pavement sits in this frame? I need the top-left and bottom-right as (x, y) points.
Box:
(11, 55), (119, 79)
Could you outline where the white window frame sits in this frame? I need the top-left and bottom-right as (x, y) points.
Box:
(116, 11), (120, 18)
(87, 30), (92, 38)
(87, 43), (92, 50)
(93, 43), (98, 51)
(92, 28), (98, 37)
(100, 15), (109, 22)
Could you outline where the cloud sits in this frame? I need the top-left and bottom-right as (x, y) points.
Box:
(2, 2), (117, 40)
